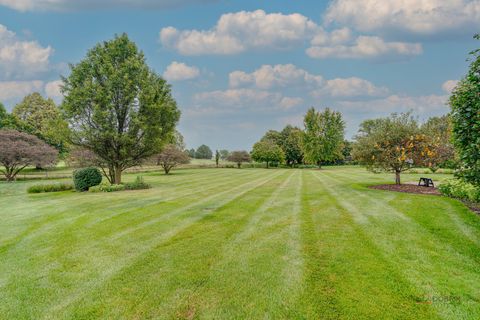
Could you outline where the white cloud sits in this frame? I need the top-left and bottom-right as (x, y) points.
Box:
(0, 0), (216, 11)
(0, 24), (53, 78)
(279, 97), (303, 110)
(44, 80), (63, 99)
(160, 10), (318, 55)
(325, 0), (480, 36)
(163, 61), (200, 81)
(229, 64), (323, 89)
(0, 80), (43, 101)
(307, 35), (422, 59)
(313, 77), (389, 98)
(442, 80), (459, 93)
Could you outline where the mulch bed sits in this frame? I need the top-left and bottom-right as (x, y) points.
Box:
(369, 184), (441, 195)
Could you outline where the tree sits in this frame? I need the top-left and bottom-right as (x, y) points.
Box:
(188, 148), (196, 158)
(302, 107), (345, 168)
(61, 34), (180, 184)
(0, 129), (58, 181)
(280, 125), (303, 166)
(352, 113), (427, 185)
(219, 149), (230, 160)
(261, 130), (282, 145)
(227, 150), (251, 168)
(195, 144), (213, 159)
(450, 34), (480, 185)
(0, 103), (7, 128)
(421, 115), (456, 172)
(215, 150), (220, 167)
(251, 140), (285, 168)
(154, 144), (190, 174)
(12, 92), (70, 154)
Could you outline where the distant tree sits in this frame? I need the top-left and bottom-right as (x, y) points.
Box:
(61, 34), (180, 184)
(227, 150), (251, 168)
(0, 129), (58, 181)
(342, 140), (353, 163)
(421, 115), (456, 172)
(168, 130), (186, 151)
(154, 144), (190, 174)
(302, 107), (345, 168)
(215, 150), (220, 167)
(280, 125), (303, 166)
(352, 113), (428, 185)
(219, 149), (230, 160)
(195, 144), (213, 159)
(261, 130), (282, 145)
(0, 103), (6, 128)
(188, 148), (196, 158)
(251, 140), (285, 168)
(12, 92), (70, 154)
(450, 34), (480, 185)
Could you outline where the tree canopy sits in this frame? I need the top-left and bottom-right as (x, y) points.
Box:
(251, 140), (285, 168)
(195, 144), (213, 159)
(227, 150), (251, 168)
(155, 144), (190, 174)
(61, 34), (180, 184)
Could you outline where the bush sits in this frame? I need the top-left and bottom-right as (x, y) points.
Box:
(124, 176), (151, 190)
(73, 167), (102, 191)
(89, 183), (125, 193)
(439, 179), (480, 202)
(27, 182), (74, 194)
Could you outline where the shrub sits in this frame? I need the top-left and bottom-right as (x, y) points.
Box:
(89, 183), (125, 193)
(27, 182), (74, 193)
(439, 179), (480, 202)
(124, 176), (151, 190)
(73, 167), (102, 191)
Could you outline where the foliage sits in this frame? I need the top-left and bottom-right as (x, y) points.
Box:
(27, 182), (74, 194)
(188, 148), (196, 158)
(195, 144), (213, 159)
(219, 149), (230, 160)
(12, 92), (70, 154)
(251, 140), (284, 168)
(89, 183), (125, 193)
(215, 150), (220, 167)
(352, 113), (430, 184)
(0, 129), (58, 181)
(449, 34), (480, 186)
(73, 167), (102, 191)
(227, 150), (251, 168)
(420, 115), (456, 172)
(155, 144), (190, 174)
(261, 130), (282, 146)
(168, 130), (186, 151)
(124, 176), (151, 190)
(65, 146), (100, 168)
(280, 125), (303, 166)
(61, 34), (180, 184)
(302, 107), (345, 168)
(439, 178), (480, 202)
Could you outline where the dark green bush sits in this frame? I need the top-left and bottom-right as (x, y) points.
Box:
(124, 176), (151, 190)
(73, 167), (102, 191)
(27, 183), (74, 193)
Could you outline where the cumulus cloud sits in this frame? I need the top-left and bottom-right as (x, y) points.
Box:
(44, 80), (63, 99)
(0, 80), (44, 101)
(0, 25), (53, 78)
(163, 61), (200, 81)
(307, 35), (422, 59)
(324, 0), (480, 36)
(160, 10), (318, 55)
(442, 80), (459, 93)
(313, 77), (389, 98)
(0, 0), (216, 11)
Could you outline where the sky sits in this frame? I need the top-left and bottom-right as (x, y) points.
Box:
(0, 0), (478, 151)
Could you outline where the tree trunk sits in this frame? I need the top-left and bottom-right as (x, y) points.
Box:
(237, 163), (241, 169)
(395, 171), (401, 185)
(317, 161), (322, 169)
(114, 165), (122, 184)
(266, 161), (269, 169)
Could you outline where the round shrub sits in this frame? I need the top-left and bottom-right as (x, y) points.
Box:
(73, 167), (102, 191)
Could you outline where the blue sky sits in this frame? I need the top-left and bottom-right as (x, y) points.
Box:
(0, 0), (478, 150)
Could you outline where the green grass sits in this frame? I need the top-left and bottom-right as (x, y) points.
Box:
(1, 167), (479, 319)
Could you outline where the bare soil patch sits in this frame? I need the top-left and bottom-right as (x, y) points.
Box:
(369, 184), (441, 195)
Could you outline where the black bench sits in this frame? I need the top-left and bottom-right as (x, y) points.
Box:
(418, 177), (434, 187)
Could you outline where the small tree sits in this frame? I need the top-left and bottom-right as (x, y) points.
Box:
(188, 148), (196, 158)
(450, 34), (480, 185)
(251, 140), (285, 168)
(219, 149), (230, 160)
(302, 107), (345, 168)
(352, 113), (426, 185)
(227, 150), (251, 168)
(0, 129), (58, 181)
(155, 144), (190, 174)
(195, 144), (213, 159)
(215, 150), (220, 167)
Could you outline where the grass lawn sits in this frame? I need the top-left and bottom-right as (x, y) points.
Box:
(1, 167), (479, 319)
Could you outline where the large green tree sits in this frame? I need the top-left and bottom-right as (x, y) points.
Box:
(195, 144), (213, 159)
(251, 140), (285, 168)
(280, 125), (303, 166)
(450, 34), (480, 185)
(61, 34), (180, 184)
(302, 107), (345, 168)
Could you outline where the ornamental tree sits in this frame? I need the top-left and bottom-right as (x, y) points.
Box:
(352, 113), (427, 185)
(449, 34), (480, 185)
(302, 107), (345, 168)
(251, 140), (285, 168)
(61, 34), (180, 184)
(227, 150), (251, 168)
(0, 129), (58, 181)
(154, 144), (190, 174)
